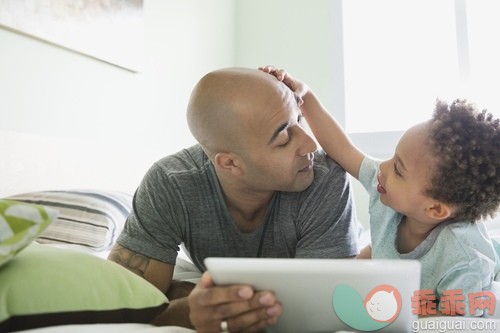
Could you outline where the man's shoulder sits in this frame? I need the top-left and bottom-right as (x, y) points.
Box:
(140, 145), (214, 196)
(154, 144), (210, 173)
(312, 150), (348, 180)
(279, 151), (350, 202)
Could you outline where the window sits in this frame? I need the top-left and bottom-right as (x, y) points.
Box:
(336, 0), (500, 157)
(466, 1), (500, 109)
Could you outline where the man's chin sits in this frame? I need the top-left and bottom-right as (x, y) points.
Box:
(288, 171), (315, 192)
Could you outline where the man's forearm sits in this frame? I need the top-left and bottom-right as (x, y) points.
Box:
(150, 281), (196, 328)
(166, 280), (196, 300)
(150, 297), (193, 328)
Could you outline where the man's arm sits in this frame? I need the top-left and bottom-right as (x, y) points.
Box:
(108, 245), (282, 332)
(107, 244), (197, 304)
(108, 244), (197, 328)
(108, 244), (174, 293)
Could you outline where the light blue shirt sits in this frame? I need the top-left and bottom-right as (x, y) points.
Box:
(359, 156), (499, 316)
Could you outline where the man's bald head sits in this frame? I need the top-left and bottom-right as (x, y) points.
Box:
(186, 67), (287, 158)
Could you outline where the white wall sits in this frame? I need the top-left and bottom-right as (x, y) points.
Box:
(235, 0), (341, 119)
(0, 0), (370, 227)
(0, 0), (234, 160)
(0, 0), (344, 174)
(0, 0), (236, 195)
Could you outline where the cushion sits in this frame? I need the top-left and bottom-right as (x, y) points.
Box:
(6, 190), (132, 251)
(0, 243), (168, 332)
(0, 200), (56, 268)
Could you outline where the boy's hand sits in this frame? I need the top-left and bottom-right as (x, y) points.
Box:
(259, 66), (309, 105)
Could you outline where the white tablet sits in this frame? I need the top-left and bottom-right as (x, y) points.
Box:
(205, 257), (421, 333)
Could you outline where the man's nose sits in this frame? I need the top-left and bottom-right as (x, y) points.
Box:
(296, 126), (318, 157)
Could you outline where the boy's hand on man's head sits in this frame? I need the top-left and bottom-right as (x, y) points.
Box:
(258, 66), (308, 105)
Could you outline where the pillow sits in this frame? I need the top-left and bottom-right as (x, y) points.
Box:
(0, 200), (56, 267)
(6, 190), (132, 251)
(0, 243), (168, 332)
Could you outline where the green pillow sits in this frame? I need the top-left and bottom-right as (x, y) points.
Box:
(0, 243), (168, 332)
(0, 199), (56, 267)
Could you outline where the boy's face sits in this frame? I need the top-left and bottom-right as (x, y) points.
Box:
(377, 122), (438, 221)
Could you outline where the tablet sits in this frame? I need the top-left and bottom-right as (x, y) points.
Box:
(205, 257), (421, 333)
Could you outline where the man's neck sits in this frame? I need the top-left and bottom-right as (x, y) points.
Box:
(218, 177), (275, 233)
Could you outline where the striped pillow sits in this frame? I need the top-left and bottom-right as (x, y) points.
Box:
(6, 190), (132, 252)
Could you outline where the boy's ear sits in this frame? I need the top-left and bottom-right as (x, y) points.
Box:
(426, 202), (452, 221)
(214, 152), (244, 176)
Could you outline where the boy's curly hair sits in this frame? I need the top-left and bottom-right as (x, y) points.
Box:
(426, 99), (500, 222)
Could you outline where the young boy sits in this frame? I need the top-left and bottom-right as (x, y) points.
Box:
(260, 66), (500, 316)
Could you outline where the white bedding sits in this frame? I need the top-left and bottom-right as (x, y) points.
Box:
(15, 324), (195, 333)
(13, 318), (500, 333)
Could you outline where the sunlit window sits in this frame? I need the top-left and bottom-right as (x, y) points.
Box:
(465, 1), (500, 114)
(342, 0), (499, 137)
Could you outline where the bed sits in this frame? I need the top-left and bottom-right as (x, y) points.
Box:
(1, 129), (500, 333)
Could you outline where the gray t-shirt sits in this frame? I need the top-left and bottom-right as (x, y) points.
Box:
(117, 145), (359, 271)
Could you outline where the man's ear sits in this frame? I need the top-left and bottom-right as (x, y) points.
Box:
(425, 202), (452, 221)
(214, 152), (244, 176)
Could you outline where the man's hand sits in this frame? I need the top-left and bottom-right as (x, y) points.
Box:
(188, 272), (282, 333)
(259, 65), (309, 103)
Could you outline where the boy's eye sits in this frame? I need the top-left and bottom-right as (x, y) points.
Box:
(394, 163), (402, 176)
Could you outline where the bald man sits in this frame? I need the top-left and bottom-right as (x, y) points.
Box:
(108, 68), (360, 332)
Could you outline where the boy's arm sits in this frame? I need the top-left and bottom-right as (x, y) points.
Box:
(260, 66), (365, 179)
(300, 90), (365, 179)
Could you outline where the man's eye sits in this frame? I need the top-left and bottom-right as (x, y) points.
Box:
(279, 137), (290, 147)
(297, 113), (304, 123)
